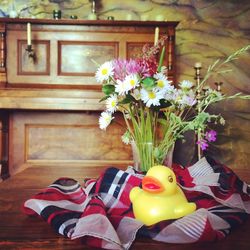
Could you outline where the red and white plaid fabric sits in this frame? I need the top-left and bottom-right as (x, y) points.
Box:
(23, 157), (250, 249)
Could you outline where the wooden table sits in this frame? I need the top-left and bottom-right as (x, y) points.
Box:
(0, 166), (249, 250)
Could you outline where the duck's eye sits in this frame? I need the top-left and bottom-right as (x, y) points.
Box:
(168, 176), (173, 183)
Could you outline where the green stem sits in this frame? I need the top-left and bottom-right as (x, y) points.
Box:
(157, 46), (165, 72)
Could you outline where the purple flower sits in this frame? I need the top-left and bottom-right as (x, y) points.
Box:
(205, 130), (217, 142)
(197, 139), (209, 151)
(180, 94), (197, 107)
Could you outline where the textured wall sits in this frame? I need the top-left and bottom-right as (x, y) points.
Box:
(1, 0), (250, 170)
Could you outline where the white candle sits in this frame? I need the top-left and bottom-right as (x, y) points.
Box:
(27, 23), (31, 46)
(195, 62), (202, 68)
(154, 27), (159, 46)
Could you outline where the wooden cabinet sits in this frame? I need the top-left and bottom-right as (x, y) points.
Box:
(0, 18), (178, 177)
(0, 110), (9, 179)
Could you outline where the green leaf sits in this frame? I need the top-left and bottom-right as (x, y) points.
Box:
(102, 84), (115, 96)
(142, 77), (155, 90)
(158, 118), (167, 126)
(119, 94), (136, 104)
(99, 95), (109, 103)
(153, 147), (161, 159)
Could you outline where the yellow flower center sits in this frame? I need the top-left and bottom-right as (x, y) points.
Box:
(130, 79), (135, 86)
(101, 68), (108, 75)
(111, 100), (116, 107)
(157, 80), (164, 88)
(148, 91), (156, 99)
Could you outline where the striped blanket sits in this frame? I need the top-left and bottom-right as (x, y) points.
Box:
(23, 157), (250, 249)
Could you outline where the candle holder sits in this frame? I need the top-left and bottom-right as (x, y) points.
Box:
(53, 10), (62, 20)
(194, 63), (203, 161)
(194, 63), (202, 88)
(26, 44), (36, 59)
(215, 81), (223, 92)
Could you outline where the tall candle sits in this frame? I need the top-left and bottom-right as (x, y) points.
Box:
(27, 23), (31, 46)
(154, 27), (159, 46)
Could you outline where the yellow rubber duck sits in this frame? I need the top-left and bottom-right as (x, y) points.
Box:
(130, 165), (196, 226)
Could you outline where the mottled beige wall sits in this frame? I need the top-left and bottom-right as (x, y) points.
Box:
(1, 0), (250, 170)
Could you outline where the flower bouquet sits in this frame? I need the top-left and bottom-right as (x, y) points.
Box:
(95, 38), (250, 172)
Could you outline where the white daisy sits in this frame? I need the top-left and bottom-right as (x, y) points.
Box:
(124, 74), (139, 91)
(154, 72), (172, 92)
(106, 94), (118, 113)
(179, 80), (193, 90)
(154, 72), (166, 80)
(115, 79), (128, 96)
(140, 88), (163, 107)
(99, 111), (113, 130)
(95, 61), (114, 83)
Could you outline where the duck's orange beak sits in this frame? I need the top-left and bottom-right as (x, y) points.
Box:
(142, 176), (165, 193)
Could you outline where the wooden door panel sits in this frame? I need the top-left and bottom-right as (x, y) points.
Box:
(9, 111), (132, 175)
(58, 41), (118, 76)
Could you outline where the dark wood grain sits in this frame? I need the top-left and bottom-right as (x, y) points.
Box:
(0, 166), (249, 250)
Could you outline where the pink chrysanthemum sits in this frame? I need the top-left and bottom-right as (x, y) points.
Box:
(112, 59), (142, 81)
(137, 58), (158, 78)
(126, 59), (142, 75)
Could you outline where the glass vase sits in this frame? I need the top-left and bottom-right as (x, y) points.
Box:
(162, 144), (174, 168)
(131, 141), (154, 172)
(131, 141), (175, 172)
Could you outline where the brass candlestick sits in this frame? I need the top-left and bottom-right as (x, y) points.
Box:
(26, 45), (35, 59)
(194, 63), (202, 161)
(215, 81), (223, 92)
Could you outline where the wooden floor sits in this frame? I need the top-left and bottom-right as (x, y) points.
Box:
(0, 165), (250, 250)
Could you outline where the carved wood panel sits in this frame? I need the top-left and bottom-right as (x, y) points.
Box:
(58, 41), (118, 76)
(126, 42), (149, 59)
(9, 111), (132, 174)
(17, 40), (50, 75)
(25, 123), (130, 162)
